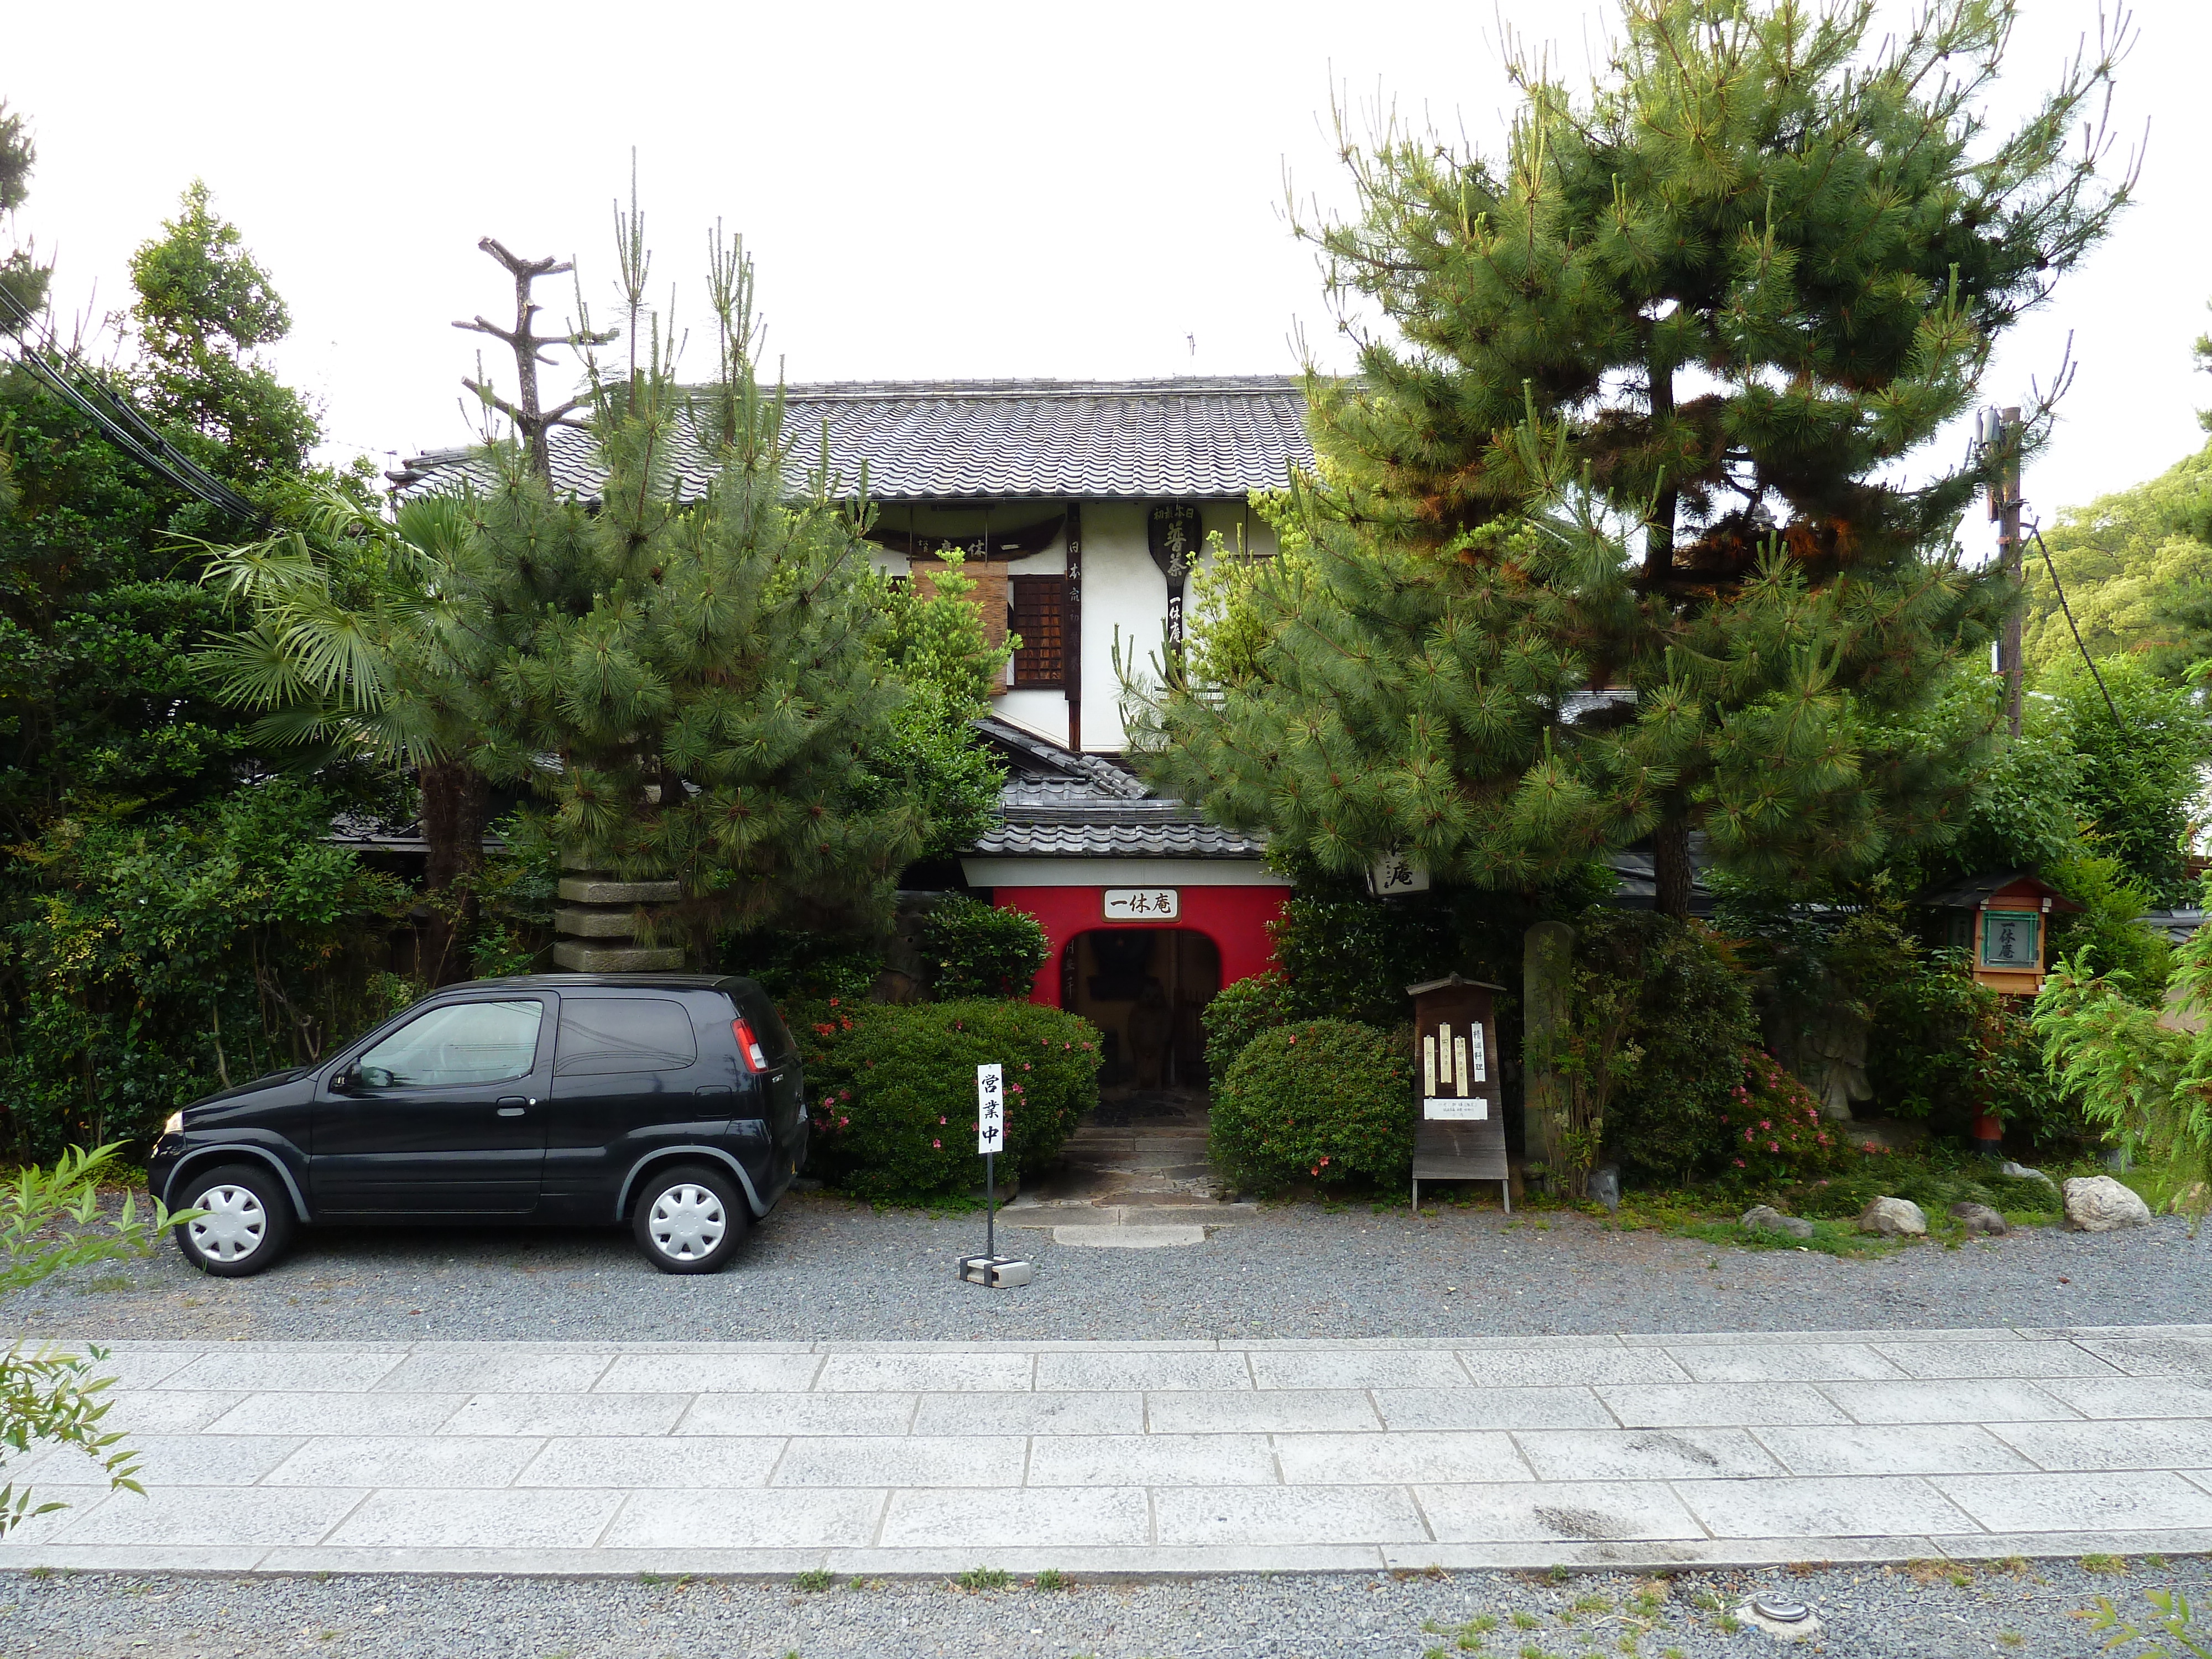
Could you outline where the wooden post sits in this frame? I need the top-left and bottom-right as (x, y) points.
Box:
(1993, 405), (2025, 739)
(1522, 920), (1576, 1191)
(1064, 503), (1083, 752)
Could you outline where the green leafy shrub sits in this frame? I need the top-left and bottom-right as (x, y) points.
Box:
(0, 780), (409, 1159)
(1211, 1019), (1412, 1193)
(1568, 911), (1759, 1184)
(1267, 894), (1460, 1026)
(1718, 1051), (1854, 1185)
(1200, 972), (1294, 1078)
(917, 897), (1051, 1000)
(2037, 927), (2212, 1219)
(805, 1000), (1100, 1203)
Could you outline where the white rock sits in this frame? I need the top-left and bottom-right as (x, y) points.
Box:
(2062, 1175), (2152, 1232)
(1857, 1196), (1927, 1237)
(2001, 1160), (2058, 1190)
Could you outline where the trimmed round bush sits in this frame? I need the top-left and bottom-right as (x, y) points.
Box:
(1211, 1018), (1413, 1194)
(805, 999), (1100, 1203)
(1200, 971), (1293, 1079)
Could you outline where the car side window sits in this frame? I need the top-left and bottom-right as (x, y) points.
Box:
(555, 998), (698, 1076)
(356, 999), (545, 1090)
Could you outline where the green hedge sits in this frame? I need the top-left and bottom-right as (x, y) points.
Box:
(1211, 1018), (1412, 1193)
(916, 896), (1051, 999)
(805, 999), (1101, 1203)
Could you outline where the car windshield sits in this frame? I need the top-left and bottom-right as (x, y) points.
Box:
(356, 1000), (544, 1089)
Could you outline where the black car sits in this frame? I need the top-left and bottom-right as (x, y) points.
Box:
(147, 974), (807, 1277)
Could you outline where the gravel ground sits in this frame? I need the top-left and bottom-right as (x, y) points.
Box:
(2, 1194), (2208, 1344)
(2, 1558), (2204, 1657)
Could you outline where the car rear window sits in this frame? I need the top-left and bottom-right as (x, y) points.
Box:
(726, 982), (796, 1064)
(554, 998), (698, 1076)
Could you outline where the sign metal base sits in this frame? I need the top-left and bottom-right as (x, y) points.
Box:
(956, 1255), (1035, 1288)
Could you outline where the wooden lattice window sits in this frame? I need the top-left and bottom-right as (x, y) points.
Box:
(1008, 575), (1066, 688)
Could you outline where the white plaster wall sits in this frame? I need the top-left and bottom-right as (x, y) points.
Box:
(993, 691), (1070, 746)
(869, 500), (1279, 755)
(1076, 499), (1279, 754)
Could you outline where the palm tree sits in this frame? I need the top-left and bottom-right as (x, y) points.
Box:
(194, 482), (495, 984)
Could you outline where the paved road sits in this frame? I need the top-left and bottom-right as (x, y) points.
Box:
(5, 1326), (2211, 1577)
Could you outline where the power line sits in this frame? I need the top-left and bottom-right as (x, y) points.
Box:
(2024, 514), (2123, 732)
(0, 285), (268, 529)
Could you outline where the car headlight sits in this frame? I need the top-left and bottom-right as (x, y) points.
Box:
(163, 1111), (185, 1135)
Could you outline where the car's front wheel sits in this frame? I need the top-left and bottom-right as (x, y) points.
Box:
(632, 1164), (747, 1274)
(174, 1163), (295, 1277)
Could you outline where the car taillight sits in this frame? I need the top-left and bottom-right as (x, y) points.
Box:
(732, 1019), (768, 1073)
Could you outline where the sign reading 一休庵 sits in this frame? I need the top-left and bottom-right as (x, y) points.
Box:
(1980, 909), (2039, 969)
(977, 1063), (1005, 1155)
(1103, 888), (1178, 921)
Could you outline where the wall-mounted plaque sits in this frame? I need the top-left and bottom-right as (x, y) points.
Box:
(1103, 888), (1178, 921)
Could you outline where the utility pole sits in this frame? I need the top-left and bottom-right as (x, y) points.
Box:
(1984, 405), (2026, 737)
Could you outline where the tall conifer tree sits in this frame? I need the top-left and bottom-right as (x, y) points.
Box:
(430, 229), (926, 952)
(1134, 0), (2133, 914)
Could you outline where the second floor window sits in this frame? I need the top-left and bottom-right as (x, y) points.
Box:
(1009, 575), (1066, 688)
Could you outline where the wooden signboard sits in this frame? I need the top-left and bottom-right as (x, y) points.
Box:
(1407, 975), (1510, 1212)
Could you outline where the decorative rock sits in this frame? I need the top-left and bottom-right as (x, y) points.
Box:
(1858, 1196), (1928, 1237)
(1948, 1201), (2009, 1237)
(2001, 1160), (2058, 1190)
(2063, 1175), (2152, 1232)
(1587, 1164), (1621, 1214)
(1742, 1204), (1816, 1240)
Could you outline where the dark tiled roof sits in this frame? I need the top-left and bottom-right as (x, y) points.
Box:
(400, 377), (1314, 503)
(971, 817), (1270, 858)
(966, 714), (1268, 860)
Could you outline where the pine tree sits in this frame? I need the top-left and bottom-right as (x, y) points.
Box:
(430, 229), (927, 952)
(1138, 0), (2133, 915)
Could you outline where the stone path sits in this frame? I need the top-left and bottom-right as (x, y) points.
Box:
(1006, 1085), (1243, 1248)
(5, 1326), (2212, 1577)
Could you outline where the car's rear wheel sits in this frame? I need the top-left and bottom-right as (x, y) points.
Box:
(174, 1163), (295, 1277)
(632, 1163), (747, 1274)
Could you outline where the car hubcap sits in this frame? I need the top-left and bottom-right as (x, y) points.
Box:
(649, 1184), (726, 1260)
(187, 1183), (267, 1262)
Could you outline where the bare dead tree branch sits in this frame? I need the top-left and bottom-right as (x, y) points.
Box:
(453, 236), (615, 483)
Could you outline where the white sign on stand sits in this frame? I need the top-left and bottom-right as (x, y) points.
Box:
(957, 1062), (1032, 1288)
(976, 1063), (1005, 1154)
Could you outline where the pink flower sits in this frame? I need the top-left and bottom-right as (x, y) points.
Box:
(1733, 1157), (1746, 1167)
(931, 1139), (941, 1149)
(837, 1116), (848, 1127)
(1759, 1120), (1771, 1131)
(938, 1117), (946, 1125)
(1768, 1141), (1780, 1154)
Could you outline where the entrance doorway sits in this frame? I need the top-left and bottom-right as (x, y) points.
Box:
(1061, 928), (1221, 1091)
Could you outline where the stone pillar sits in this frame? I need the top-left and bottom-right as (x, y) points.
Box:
(553, 857), (686, 972)
(1521, 919), (1576, 1188)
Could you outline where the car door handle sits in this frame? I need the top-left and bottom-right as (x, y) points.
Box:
(495, 1096), (534, 1117)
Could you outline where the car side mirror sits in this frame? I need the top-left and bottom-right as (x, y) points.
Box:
(328, 1067), (356, 1095)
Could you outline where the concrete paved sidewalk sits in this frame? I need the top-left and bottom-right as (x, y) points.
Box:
(4, 1326), (2211, 1577)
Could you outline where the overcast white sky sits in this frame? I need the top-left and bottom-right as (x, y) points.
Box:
(7, 0), (2206, 564)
